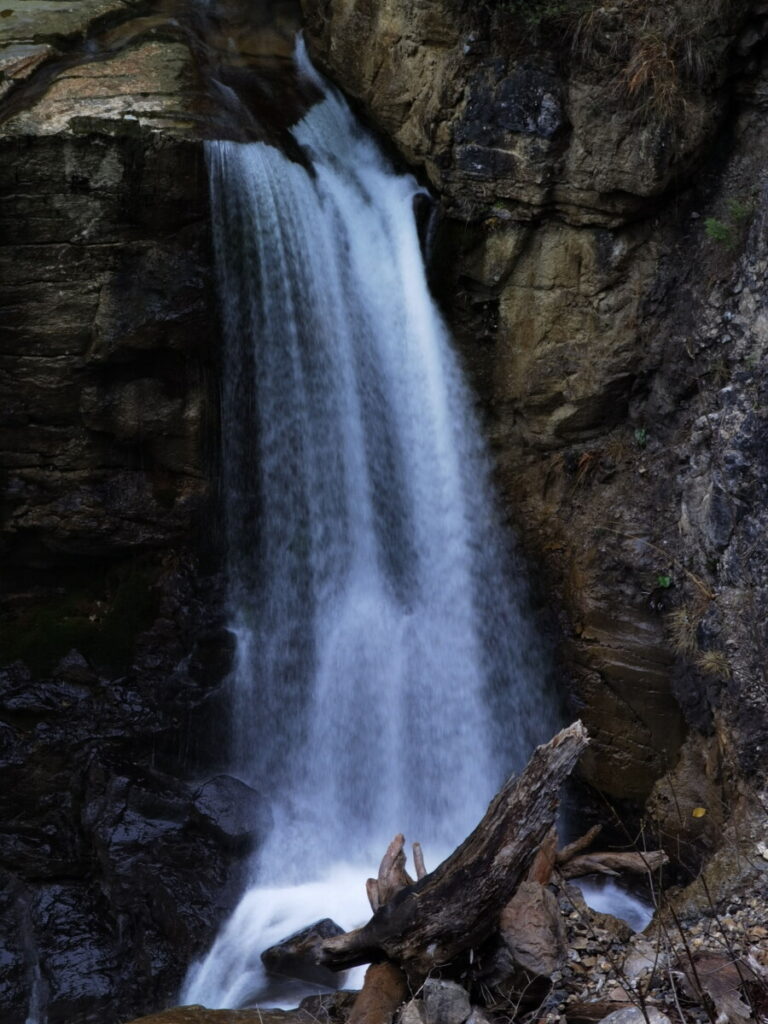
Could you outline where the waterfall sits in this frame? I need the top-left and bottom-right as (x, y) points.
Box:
(182, 44), (557, 1009)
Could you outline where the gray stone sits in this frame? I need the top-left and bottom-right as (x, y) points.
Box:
(466, 1010), (494, 1024)
(400, 998), (427, 1024)
(423, 978), (471, 1024)
(599, 1009), (671, 1024)
(53, 649), (98, 685)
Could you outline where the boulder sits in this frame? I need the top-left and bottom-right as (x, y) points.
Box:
(400, 999), (426, 1024)
(422, 978), (472, 1024)
(192, 775), (269, 849)
(262, 919), (346, 989)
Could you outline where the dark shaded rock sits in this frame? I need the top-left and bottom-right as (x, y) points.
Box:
(0, 678), (90, 714)
(400, 999), (426, 1024)
(0, 76), (234, 1024)
(53, 648), (98, 685)
(0, 559), (240, 1021)
(31, 884), (117, 1024)
(298, 990), (358, 1022)
(192, 774), (269, 848)
(458, 64), (567, 145)
(262, 919), (346, 989)
(0, 871), (31, 1024)
(0, 131), (213, 571)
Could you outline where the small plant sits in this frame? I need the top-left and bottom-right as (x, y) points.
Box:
(705, 196), (754, 250)
(705, 216), (734, 247)
(574, 449), (598, 486)
(656, 573), (672, 589)
(634, 426), (648, 447)
(726, 197), (752, 223)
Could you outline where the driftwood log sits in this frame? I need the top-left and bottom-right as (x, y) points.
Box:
(320, 721), (589, 979)
(307, 721), (668, 1023)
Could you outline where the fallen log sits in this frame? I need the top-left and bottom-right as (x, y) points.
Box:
(319, 720), (589, 980)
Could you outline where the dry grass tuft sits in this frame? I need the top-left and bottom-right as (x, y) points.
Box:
(667, 605), (700, 657)
(572, 0), (746, 120)
(696, 649), (733, 680)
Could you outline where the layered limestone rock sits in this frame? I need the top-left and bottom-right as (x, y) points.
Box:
(302, 0), (768, 814)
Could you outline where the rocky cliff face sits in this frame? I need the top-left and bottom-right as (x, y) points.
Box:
(0, 3), (303, 1021)
(0, 121), (241, 1023)
(302, 0), (768, 832)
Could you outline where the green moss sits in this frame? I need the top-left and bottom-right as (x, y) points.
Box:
(0, 559), (161, 676)
(704, 217), (735, 247)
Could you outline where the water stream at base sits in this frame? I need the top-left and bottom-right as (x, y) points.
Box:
(181, 44), (649, 1010)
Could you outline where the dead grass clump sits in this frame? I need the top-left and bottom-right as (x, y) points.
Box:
(573, 0), (746, 120)
(667, 605), (700, 657)
(695, 649), (733, 680)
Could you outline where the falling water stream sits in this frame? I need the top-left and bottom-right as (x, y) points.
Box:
(182, 45), (649, 1010)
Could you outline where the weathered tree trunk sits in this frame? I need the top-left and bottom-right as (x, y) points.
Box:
(320, 721), (589, 980)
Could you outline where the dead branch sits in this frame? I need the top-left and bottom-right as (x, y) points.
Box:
(366, 833), (415, 912)
(556, 824), (603, 864)
(559, 849), (669, 879)
(412, 842), (426, 880)
(366, 877), (380, 913)
(527, 826), (558, 884)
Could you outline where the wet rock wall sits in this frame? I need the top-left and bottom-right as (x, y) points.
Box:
(0, 2), (311, 1020)
(301, 0), (768, 830)
(0, 124), (252, 1023)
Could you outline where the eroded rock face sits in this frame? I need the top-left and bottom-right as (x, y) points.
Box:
(302, 0), (768, 810)
(0, 132), (211, 561)
(0, 6), (260, 1023)
(301, 0), (731, 226)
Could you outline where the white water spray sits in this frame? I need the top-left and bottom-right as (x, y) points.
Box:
(183, 47), (558, 1008)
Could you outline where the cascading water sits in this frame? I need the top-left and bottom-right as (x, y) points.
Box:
(182, 45), (560, 1009)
